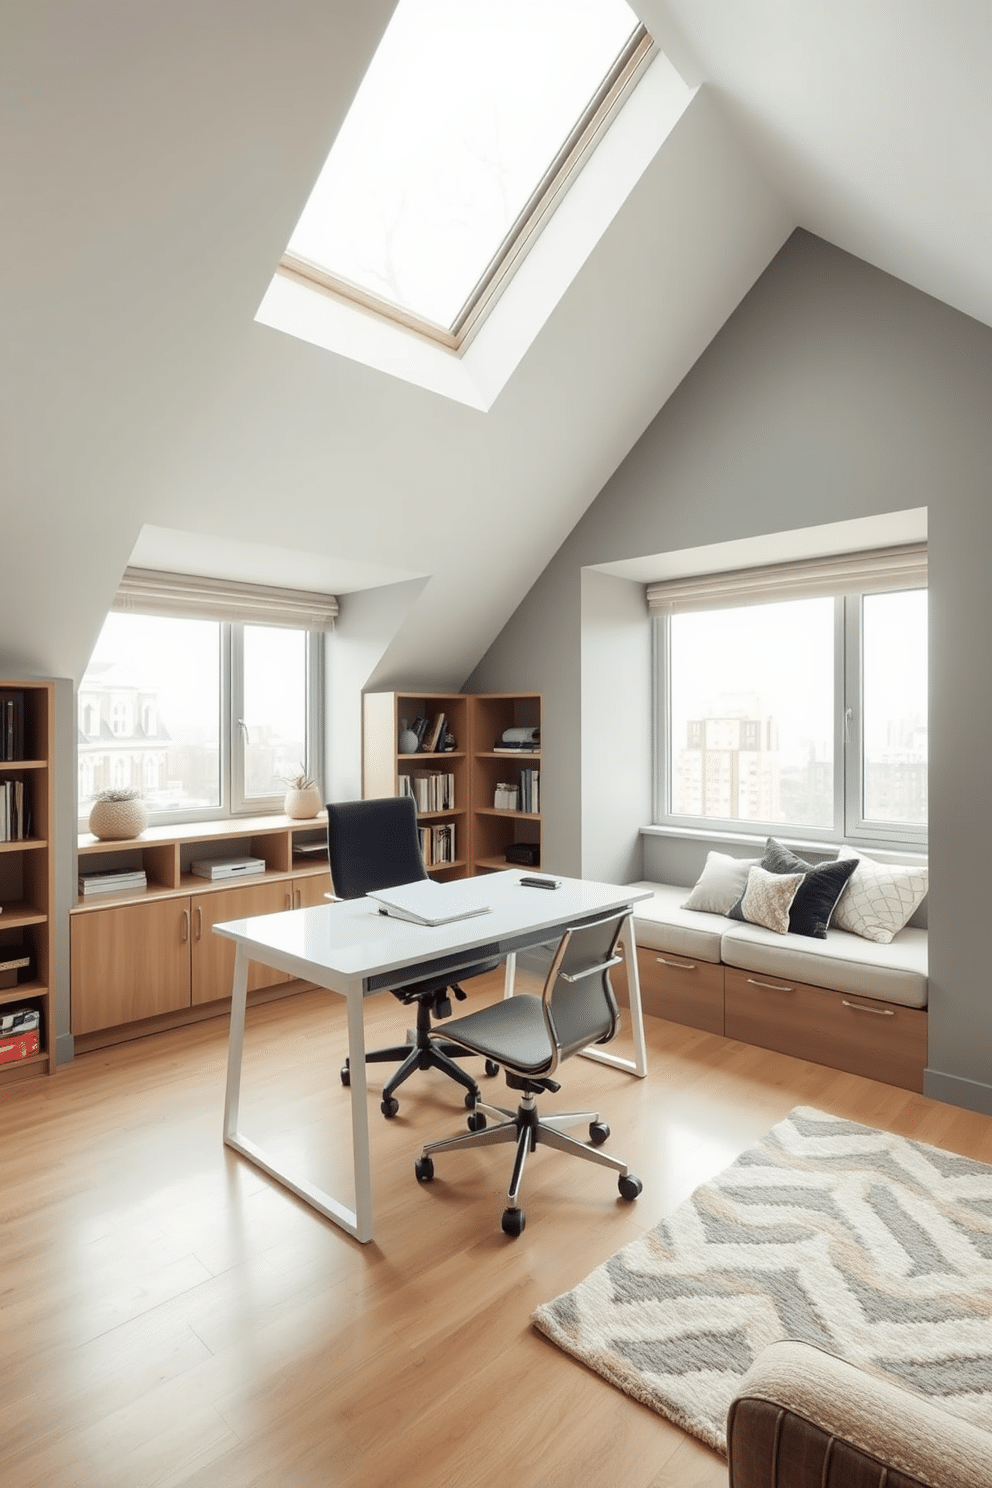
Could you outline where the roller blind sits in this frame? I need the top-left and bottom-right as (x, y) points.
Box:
(645, 543), (927, 614)
(112, 567), (339, 630)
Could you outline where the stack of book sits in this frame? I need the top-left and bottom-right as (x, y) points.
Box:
(0, 689), (25, 762)
(407, 713), (450, 754)
(401, 771), (455, 812)
(0, 1005), (40, 1065)
(519, 768), (540, 814)
(493, 726), (539, 754)
(78, 867), (148, 897)
(0, 779), (29, 841)
(418, 822), (456, 866)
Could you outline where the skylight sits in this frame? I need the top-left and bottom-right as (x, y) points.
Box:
(281, 0), (651, 351)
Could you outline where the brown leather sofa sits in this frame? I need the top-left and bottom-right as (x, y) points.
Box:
(727, 1341), (992, 1488)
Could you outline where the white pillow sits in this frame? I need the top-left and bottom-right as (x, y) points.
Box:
(682, 851), (759, 914)
(831, 847), (928, 944)
(738, 864), (804, 935)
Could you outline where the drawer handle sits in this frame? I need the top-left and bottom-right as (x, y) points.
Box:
(286, 891), (293, 911)
(181, 908), (190, 944)
(657, 955), (697, 972)
(842, 999), (895, 1017)
(294, 888), (302, 909)
(747, 977), (794, 993)
(195, 906), (203, 941)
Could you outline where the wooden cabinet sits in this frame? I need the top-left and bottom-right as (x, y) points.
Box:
(70, 898), (191, 1033)
(623, 946), (725, 1034)
(468, 693), (541, 875)
(362, 691), (542, 878)
(363, 692), (470, 877)
(0, 681), (56, 1082)
(71, 815), (330, 1042)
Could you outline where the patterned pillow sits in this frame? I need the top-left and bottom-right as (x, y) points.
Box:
(735, 864), (804, 935)
(760, 837), (859, 939)
(831, 847), (928, 943)
(682, 851), (759, 913)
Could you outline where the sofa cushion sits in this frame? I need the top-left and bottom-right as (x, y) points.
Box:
(734, 864), (805, 934)
(832, 847), (929, 943)
(682, 850), (759, 913)
(738, 837), (858, 939)
(629, 882), (724, 963)
(720, 918), (928, 1008)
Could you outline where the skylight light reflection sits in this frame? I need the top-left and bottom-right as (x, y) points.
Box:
(286, 0), (642, 333)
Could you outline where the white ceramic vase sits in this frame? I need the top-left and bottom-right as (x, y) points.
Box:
(284, 785), (323, 820)
(88, 796), (148, 840)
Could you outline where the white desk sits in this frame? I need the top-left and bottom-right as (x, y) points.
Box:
(215, 871), (652, 1243)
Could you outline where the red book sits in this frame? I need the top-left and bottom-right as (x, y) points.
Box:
(0, 1030), (40, 1065)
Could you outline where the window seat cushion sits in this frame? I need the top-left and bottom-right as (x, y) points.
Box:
(629, 882), (725, 963)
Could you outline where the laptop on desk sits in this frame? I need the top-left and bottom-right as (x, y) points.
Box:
(367, 879), (491, 927)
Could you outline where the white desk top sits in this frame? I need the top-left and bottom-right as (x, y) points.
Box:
(213, 871), (652, 988)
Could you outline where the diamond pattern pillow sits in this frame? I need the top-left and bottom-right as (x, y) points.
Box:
(736, 864), (804, 935)
(831, 847), (928, 943)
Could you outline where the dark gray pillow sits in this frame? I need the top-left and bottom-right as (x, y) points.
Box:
(759, 837), (858, 938)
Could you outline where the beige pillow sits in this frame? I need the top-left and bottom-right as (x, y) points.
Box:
(682, 851), (759, 914)
(738, 864), (804, 935)
(831, 847), (928, 944)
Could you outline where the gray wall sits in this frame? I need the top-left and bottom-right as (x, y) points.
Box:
(466, 230), (992, 1115)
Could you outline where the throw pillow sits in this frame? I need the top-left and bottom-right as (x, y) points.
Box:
(761, 837), (859, 939)
(682, 851), (759, 914)
(831, 847), (928, 943)
(734, 864), (804, 935)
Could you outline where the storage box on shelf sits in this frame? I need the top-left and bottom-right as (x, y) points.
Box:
(0, 680), (55, 1082)
(362, 692), (470, 878)
(71, 814), (330, 1048)
(468, 693), (541, 875)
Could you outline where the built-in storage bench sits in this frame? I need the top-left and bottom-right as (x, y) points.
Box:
(620, 882), (929, 1092)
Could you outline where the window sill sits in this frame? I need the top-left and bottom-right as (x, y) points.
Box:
(640, 823), (928, 865)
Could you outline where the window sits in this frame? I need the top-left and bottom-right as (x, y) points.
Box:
(280, 0), (651, 350)
(652, 548), (927, 847)
(78, 611), (323, 827)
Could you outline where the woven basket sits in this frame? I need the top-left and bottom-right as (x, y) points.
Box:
(88, 796), (148, 840)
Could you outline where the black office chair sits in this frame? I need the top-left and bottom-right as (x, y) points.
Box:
(326, 796), (502, 1119)
(413, 909), (642, 1235)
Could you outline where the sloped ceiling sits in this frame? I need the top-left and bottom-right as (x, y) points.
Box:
(1, 2), (986, 690)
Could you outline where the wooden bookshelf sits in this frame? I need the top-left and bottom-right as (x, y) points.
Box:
(468, 693), (541, 875)
(362, 692), (470, 877)
(0, 680), (56, 1082)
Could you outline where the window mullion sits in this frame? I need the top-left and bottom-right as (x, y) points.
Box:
(228, 623), (244, 813)
(840, 595), (861, 838)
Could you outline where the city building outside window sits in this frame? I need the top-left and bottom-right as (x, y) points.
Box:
(653, 560), (927, 849)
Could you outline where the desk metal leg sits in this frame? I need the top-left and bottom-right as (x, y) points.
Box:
(502, 952), (517, 999)
(579, 916), (648, 1078)
(223, 953), (374, 1243)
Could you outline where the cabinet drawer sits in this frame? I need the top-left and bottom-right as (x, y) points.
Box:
(71, 898), (191, 1034)
(616, 945), (724, 1034)
(724, 966), (927, 1092)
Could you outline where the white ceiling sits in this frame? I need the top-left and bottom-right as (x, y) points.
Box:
(0, 2), (986, 689)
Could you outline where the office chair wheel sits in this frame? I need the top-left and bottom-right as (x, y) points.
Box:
(501, 1207), (526, 1237)
(485, 1060), (500, 1078)
(415, 1156), (435, 1183)
(464, 1091), (478, 1109)
(381, 1096), (400, 1119)
(467, 1110), (487, 1132)
(618, 1174), (643, 1201)
(340, 1063), (350, 1086)
(588, 1121), (610, 1146)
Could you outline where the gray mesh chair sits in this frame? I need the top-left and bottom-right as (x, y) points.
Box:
(414, 909), (642, 1235)
(326, 796), (501, 1119)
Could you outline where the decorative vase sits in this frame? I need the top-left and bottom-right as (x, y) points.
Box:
(88, 796), (148, 840)
(399, 728), (421, 755)
(284, 784), (323, 820)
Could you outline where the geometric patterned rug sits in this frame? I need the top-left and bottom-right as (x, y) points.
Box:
(533, 1106), (992, 1455)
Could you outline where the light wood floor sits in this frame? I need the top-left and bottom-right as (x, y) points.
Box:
(3, 977), (992, 1488)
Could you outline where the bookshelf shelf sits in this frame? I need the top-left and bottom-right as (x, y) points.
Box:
(0, 680), (55, 1083)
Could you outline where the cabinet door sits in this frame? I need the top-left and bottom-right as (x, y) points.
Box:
(190, 883), (292, 1006)
(291, 873), (331, 910)
(71, 899), (192, 1035)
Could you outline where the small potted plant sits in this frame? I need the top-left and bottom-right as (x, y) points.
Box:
(88, 786), (148, 841)
(283, 765), (322, 820)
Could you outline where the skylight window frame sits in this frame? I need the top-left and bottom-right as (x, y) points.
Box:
(277, 22), (655, 356)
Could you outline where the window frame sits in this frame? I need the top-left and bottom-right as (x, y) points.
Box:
(77, 619), (324, 830)
(653, 587), (927, 852)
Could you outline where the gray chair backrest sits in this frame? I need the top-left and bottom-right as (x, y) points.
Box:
(541, 911), (627, 1069)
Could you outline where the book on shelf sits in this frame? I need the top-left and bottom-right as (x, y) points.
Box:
(0, 778), (30, 842)
(418, 821), (456, 867)
(78, 867), (148, 895)
(401, 770), (455, 812)
(422, 712), (446, 753)
(493, 726), (539, 753)
(518, 767), (540, 815)
(0, 690), (25, 762)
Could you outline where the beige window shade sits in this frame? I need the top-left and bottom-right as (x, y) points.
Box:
(112, 568), (339, 630)
(646, 544), (927, 613)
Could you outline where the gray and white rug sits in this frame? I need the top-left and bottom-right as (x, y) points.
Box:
(533, 1106), (992, 1454)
